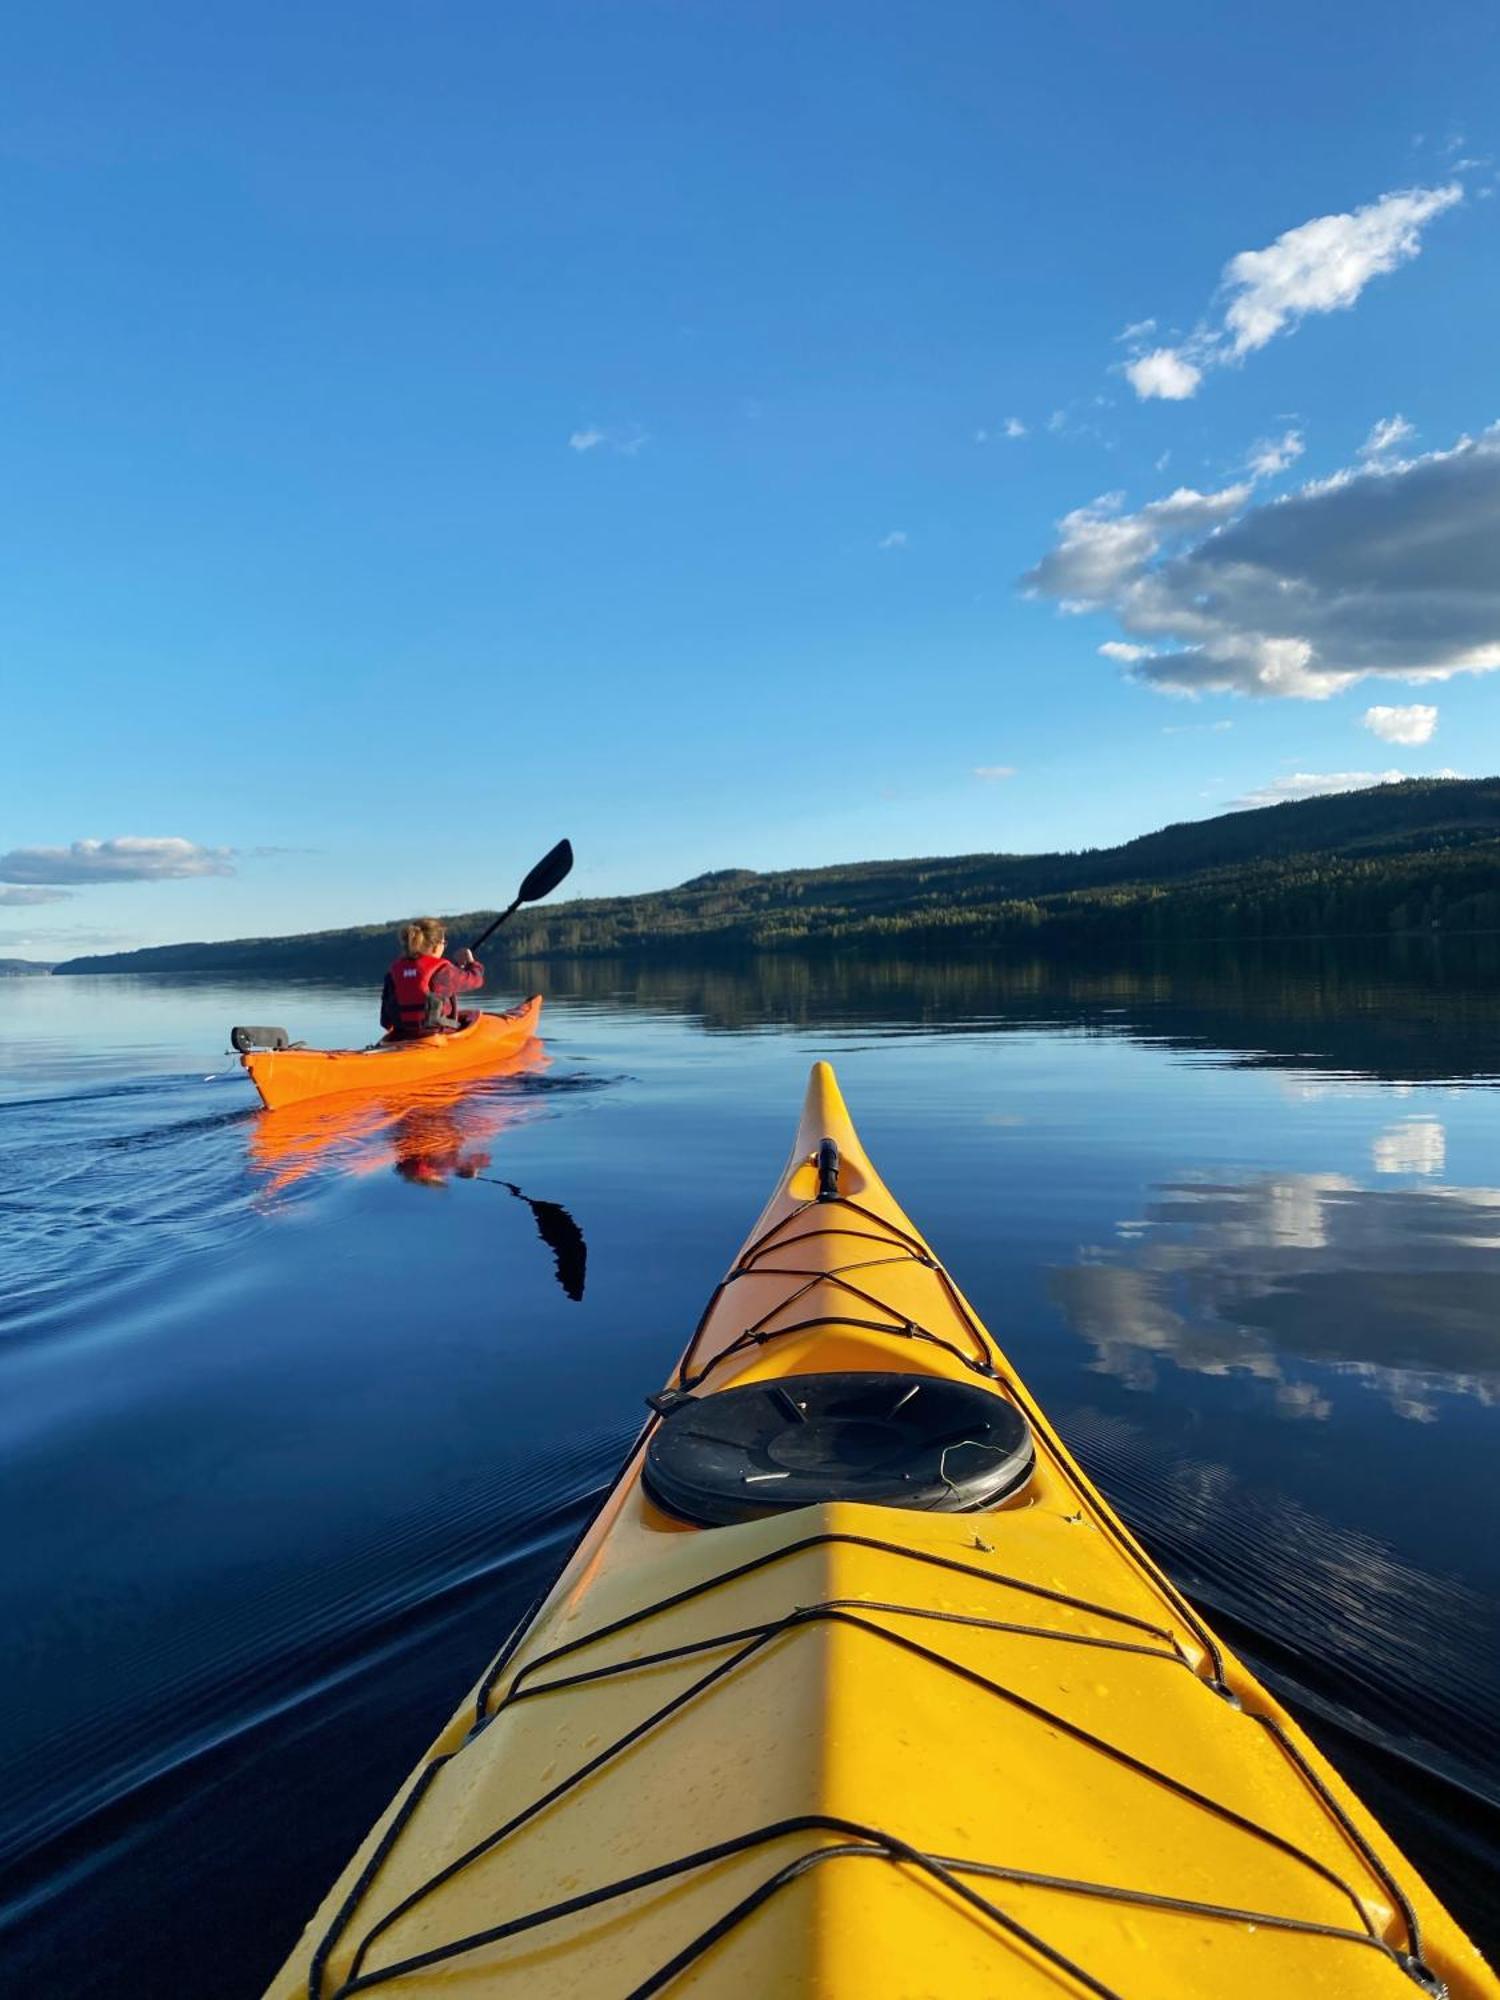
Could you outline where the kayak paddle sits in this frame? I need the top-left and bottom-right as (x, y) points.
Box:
(468, 839), (574, 957)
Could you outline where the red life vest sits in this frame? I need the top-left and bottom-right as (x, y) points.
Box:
(388, 953), (455, 1037)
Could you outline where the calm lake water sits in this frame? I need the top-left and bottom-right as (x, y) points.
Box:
(2, 947), (1499, 1993)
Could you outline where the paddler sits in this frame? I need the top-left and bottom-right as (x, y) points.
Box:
(380, 918), (485, 1039)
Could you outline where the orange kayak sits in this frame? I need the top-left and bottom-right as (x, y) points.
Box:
(238, 996), (544, 1112)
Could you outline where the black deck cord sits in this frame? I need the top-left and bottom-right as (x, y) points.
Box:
(320, 1592), (1408, 1995)
(615, 1836), (1419, 2000)
(494, 1599), (1184, 1713)
(485, 1527), (1182, 1694)
(332, 1565), (1172, 1995)
(738, 1222), (935, 1268)
(672, 1195), (973, 1380)
(333, 1627), (778, 1990)
(322, 1813), (1431, 2000)
(326, 1817), (1119, 2000)
(678, 1312), (1001, 1390)
(308, 1757), (448, 2000)
(1250, 1708), (1431, 1980)
(712, 1257), (1003, 1361)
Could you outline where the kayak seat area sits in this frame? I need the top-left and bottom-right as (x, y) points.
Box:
(642, 1370), (1034, 1526)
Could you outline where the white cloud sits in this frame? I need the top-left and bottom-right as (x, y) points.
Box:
(1360, 414), (1417, 458)
(1099, 641), (1149, 662)
(1229, 768), (1460, 809)
(1023, 429), (1500, 699)
(0, 837), (236, 885)
(1124, 347), (1203, 401)
(877, 529), (908, 550)
(1117, 317), (1157, 343)
(1121, 184), (1462, 401)
(1003, 416), (1026, 439)
(974, 764), (1017, 781)
(1364, 702), (1437, 745)
(1024, 481), (1249, 611)
(0, 885), (73, 906)
(568, 424), (648, 455)
(1222, 185), (1461, 354)
(1247, 429), (1304, 478)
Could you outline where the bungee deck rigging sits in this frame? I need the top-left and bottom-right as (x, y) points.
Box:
(268, 1062), (1497, 1999)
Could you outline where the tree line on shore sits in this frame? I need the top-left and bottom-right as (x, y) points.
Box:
(53, 777), (1500, 975)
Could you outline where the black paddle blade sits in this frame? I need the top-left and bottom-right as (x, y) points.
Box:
(518, 838), (573, 905)
(465, 838), (575, 955)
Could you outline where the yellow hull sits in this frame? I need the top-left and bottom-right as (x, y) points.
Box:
(269, 1062), (1497, 1999)
(241, 997), (543, 1111)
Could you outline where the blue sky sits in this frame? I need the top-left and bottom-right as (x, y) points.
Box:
(3, 1), (1498, 956)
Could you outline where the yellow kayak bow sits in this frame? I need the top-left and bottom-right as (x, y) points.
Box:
(269, 1061), (1497, 1999)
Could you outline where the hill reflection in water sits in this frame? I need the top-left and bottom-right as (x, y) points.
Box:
(524, 935), (1500, 1083)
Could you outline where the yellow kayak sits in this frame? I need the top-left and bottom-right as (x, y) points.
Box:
(269, 1062), (1497, 1999)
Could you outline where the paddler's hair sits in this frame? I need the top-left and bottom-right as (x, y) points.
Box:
(399, 917), (447, 956)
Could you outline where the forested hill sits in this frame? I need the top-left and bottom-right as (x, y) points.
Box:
(54, 776), (1500, 975)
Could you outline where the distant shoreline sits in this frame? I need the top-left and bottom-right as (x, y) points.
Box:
(46, 775), (1500, 978)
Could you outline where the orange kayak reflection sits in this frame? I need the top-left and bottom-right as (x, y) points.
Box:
(248, 1040), (587, 1299)
(248, 1040), (550, 1199)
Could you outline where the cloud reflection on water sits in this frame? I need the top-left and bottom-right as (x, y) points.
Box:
(1051, 1152), (1500, 1422)
(1373, 1115), (1446, 1175)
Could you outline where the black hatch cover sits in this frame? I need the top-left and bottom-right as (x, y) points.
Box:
(643, 1371), (1034, 1527)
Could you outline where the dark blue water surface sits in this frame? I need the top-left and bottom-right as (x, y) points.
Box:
(2, 950), (1499, 1994)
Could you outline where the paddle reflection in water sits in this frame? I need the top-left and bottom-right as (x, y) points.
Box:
(473, 1179), (587, 1301)
(247, 1044), (588, 1300)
